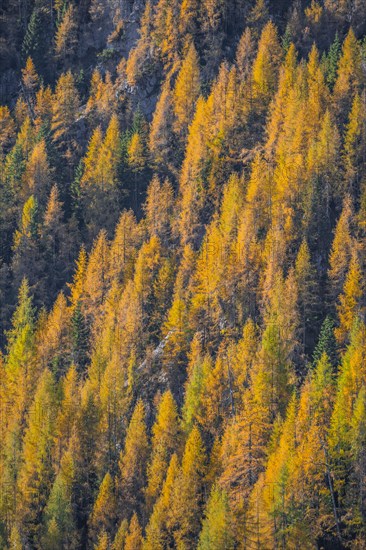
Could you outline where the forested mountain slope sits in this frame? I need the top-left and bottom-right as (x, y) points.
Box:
(1, 0), (366, 548)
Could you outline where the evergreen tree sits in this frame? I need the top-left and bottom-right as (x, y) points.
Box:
(5, 278), (37, 426)
(324, 32), (341, 89)
(313, 316), (338, 367)
(71, 301), (89, 374)
(22, 9), (43, 65)
(42, 450), (76, 549)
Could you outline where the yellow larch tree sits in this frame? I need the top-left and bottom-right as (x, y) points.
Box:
(109, 209), (141, 286)
(89, 472), (117, 544)
(81, 126), (103, 188)
(173, 42), (201, 139)
(144, 176), (174, 244)
(252, 21), (282, 106)
(334, 28), (363, 116)
(83, 230), (110, 324)
(68, 246), (88, 310)
(118, 400), (149, 516)
(55, 3), (78, 61)
(17, 369), (58, 544)
(145, 390), (179, 509)
(335, 252), (363, 346)
(168, 425), (207, 547)
(343, 93), (366, 189)
(266, 42), (297, 156)
(149, 79), (174, 170)
(125, 513), (143, 550)
(51, 71), (80, 144)
(328, 195), (354, 298)
(236, 27), (255, 82)
(144, 453), (179, 550)
(0, 106), (15, 156)
(125, 1), (154, 86)
(23, 138), (51, 201)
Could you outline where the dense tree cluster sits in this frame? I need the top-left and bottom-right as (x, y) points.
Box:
(1, 0), (366, 548)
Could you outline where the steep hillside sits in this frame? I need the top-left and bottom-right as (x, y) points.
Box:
(1, 1), (366, 548)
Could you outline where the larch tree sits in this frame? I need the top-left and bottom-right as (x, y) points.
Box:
(22, 57), (39, 97)
(124, 513), (143, 550)
(343, 92), (366, 190)
(109, 209), (140, 285)
(111, 519), (128, 550)
(197, 484), (233, 550)
(153, 0), (180, 72)
(81, 126), (103, 189)
(335, 252), (363, 346)
(51, 71), (80, 152)
(252, 21), (282, 107)
(41, 185), (78, 307)
(236, 27), (255, 82)
(5, 279), (37, 411)
(295, 239), (317, 352)
(173, 42), (201, 140)
(145, 391), (179, 509)
(149, 80), (175, 171)
(0, 106), (15, 157)
(54, 364), (80, 458)
(12, 196), (45, 304)
(42, 450), (76, 549)
(328, 195), (354, 299)
(55, 4), (78, 63)
(83, 230), (110, 323)
(94, 531), (110, 550)
(37, 291), (72, 376)
(17, 369), (58, 546)
(81, 116), (121, 240)
(144, 453), (179, 550)
(126, 1), (155, 86)
(23, 139), (51, 203)
(168, 425), (207, 547)
(89, 472), (117, 544)
(98, 114), (122, 189)
(143, 176), (174, 245)
(333, 28), (363, 117)
(118, 400), (149, 517)
(21, 57), (39, 117)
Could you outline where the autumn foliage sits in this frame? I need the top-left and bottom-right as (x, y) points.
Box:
(0, 1), (366, 549)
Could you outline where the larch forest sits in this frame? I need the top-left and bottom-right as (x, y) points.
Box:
(0, 0), (366, 548)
